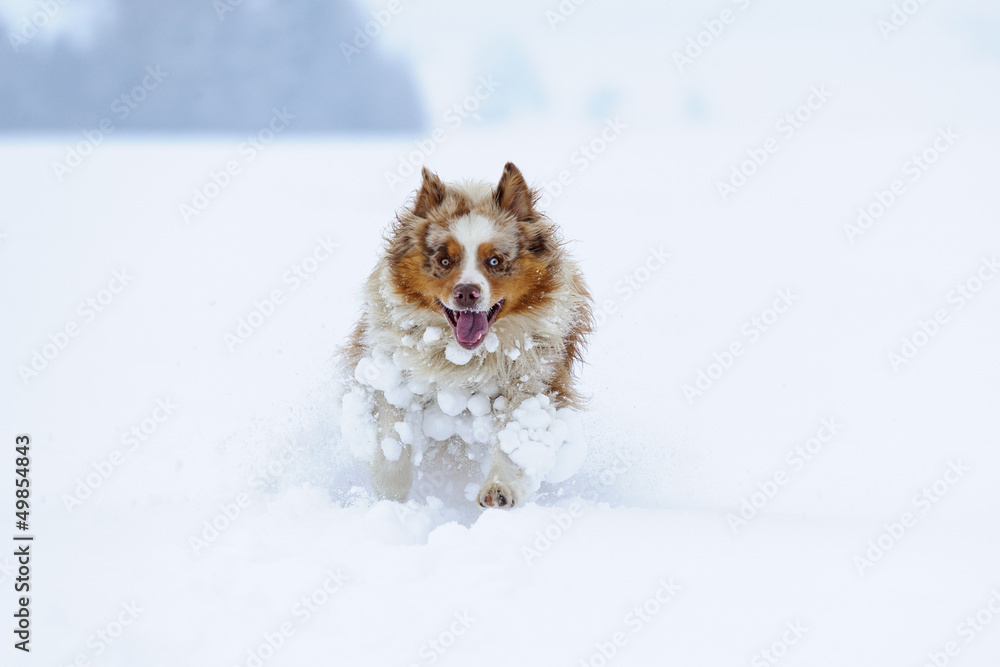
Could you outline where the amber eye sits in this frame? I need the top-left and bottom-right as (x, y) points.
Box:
(439, 257), (450, 267)
(488, 257), (501, 267)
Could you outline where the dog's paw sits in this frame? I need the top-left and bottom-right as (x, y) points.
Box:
(478, 480), (517, 509)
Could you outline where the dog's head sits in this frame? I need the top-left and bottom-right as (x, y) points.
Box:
(388, 162), (561, 350)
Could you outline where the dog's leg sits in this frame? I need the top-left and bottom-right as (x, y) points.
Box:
(478, 443), (526, 509)
(369, 395), (413, 502)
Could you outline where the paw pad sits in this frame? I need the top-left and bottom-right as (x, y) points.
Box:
(478, 484), (516, 509)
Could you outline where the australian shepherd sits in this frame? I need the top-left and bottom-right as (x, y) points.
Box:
(339, 163), (592, 509)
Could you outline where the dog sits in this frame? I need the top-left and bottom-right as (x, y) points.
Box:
(339, 163), (592, 508)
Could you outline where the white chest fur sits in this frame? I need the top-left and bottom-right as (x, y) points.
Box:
(342, 332), (587, 495)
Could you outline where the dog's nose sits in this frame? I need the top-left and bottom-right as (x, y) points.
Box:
(453, 283), (481, 308)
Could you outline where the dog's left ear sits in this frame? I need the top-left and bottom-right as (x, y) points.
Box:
(494, 162), (538, 222)
(414, 167), (447, 218)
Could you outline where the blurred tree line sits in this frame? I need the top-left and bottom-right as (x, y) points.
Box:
(0, 0), (425, 132)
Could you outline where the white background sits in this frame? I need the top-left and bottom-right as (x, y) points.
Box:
(2, 0), (1000, 665)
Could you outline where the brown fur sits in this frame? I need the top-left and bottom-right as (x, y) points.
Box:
(548, 270), (594, 409)
(340, 163), (593, 506)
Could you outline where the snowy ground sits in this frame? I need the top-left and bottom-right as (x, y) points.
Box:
(3, 1), (1000, 665)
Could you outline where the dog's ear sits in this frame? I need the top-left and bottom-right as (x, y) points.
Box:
(494, 162), (538, 222)
(413, 167), (446, 218)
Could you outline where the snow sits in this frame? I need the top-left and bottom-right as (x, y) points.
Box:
(422, 326), (442, 343)
(344, 342), (587, 494)
(436, 387), (470, 417)
(444, 342), (474, 365)
(467, 394), (492, 417)
(2, 0), (1000, 664)
(354, 352), (401, 394)
(340, 388), (377, 462)
(380, 437), (402, 462)
(393, 421), (416, 445)
(482, 331), (499, 352)
(420, 407), (455, 442)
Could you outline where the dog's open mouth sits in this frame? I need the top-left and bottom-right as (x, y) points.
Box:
(439, 299), (504, 350)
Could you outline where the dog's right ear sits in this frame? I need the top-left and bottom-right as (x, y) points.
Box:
(494, 162), (537, 222)
(413, 167), (446, 218)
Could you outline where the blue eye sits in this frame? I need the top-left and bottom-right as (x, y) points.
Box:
(488, 257), (500, 267)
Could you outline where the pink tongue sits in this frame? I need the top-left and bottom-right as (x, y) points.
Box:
(455, 311), (489, 346)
